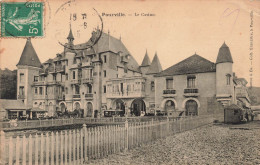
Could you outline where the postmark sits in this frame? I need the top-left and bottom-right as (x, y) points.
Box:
(1, 2), (44, 37)
(54, 0), (103, 50)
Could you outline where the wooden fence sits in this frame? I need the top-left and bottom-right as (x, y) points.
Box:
(0, 115), (213, 165)
(1, 116), (174, 131)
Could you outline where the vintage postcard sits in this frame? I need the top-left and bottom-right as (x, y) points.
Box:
(0, 0), (260, 164)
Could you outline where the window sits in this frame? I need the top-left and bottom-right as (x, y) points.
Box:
(73, 58), (76, 64)
(116, 74), (118, 78)
(166, 78), (173, 89)
(103, 85), (106, 93)
(226, 74), (231, 85)
(62, 86), (65, 92)
(53, 74), (56, 81)
(103, 70), (106, 77)
(187, 76), (196, 88)
(39, 87), (43, 95)
(20, 73), (24, 83)
(151, 81), (155, 91)
(75, 85), (80, 94)
(19, 86), (24, 96)
(104, 55), (107, 63)
(66, 73), (68, 80)
(87, 84), (92, 93)
(34, 76), (39, 82)
(124, 68), (128, 73)
(34, 87), (38, 94)
(65, 87), (68, 94)
(73, 71), (76, 79)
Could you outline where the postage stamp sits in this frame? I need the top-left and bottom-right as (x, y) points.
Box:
(1, 2), (43, 37)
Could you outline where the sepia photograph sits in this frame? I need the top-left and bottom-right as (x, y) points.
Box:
(0, 0), (260, 164)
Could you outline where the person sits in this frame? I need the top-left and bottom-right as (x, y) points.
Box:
(245, 111), (249, 122)
(251, 111), (255, 121)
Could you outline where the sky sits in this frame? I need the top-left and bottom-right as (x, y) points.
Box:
(1, 0), (260, 86)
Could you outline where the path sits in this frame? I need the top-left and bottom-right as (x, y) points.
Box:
(88, 122), (260, 164)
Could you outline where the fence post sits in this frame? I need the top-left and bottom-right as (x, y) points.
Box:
(29, 134), (33, 165)
(64, 131), (68, 165)
(15, 135), (20, 165)
(61, 131), (64, 164)
(1, 131), (5, 164)
(56, 132), (59, 164)
(40, 133), (44, 165)
(46, 133), (49, 165)
(35, 134), (39, 165)
(9, 136), (13, 165)
(22, 135), (26, 165)
(83, 124), (87, 162)
(125, 119), (129, 150)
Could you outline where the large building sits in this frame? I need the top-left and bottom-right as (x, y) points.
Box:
(14, 28), (250, 119)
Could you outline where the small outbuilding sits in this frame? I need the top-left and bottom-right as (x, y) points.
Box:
(224, 104), (244, 124)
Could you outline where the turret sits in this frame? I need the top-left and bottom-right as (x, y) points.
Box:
(16, 38), (41, 107)
(216, 42), (234, 106)
(140, 49), (151, 74)
(146, 52), (162, 74)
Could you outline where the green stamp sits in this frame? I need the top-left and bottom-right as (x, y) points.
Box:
(1, 2), (43, 37)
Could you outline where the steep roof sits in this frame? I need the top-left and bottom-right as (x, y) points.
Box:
(156, 54), (216, 77)
(141, 50), (151, 66)
(67, 28), (74, 40)
(0, 99), (29, 110)
(76, 31), (140, 72)
(146, 53), (162, 74)
(216, 42), (233, 64)
(17, 38), (42, 68)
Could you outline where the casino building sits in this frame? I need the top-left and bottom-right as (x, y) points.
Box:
(15, 28), (250, 118)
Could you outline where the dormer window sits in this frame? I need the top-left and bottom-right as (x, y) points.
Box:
(226, 74), (231, 85)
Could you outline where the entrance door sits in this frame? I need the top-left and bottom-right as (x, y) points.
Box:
(185, 100), (198, 116)
(131, 99), (146, 116)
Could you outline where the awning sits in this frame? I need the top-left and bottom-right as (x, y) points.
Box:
(30, 107), (48, 112)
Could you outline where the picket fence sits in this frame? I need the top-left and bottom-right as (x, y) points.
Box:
(0, 115), (213, 165)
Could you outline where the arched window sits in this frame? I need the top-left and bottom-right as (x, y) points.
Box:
(226, 74), (231, 85)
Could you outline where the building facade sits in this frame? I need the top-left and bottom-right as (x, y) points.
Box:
(16, 29), (250, 118)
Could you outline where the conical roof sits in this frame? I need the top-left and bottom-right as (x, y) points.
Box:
(216, 42), (233, 64)
(67, 28), (74, 40)
(141, 50), (151, 66)
(147, 52), (162, 74)
(17, 38), (41, 68)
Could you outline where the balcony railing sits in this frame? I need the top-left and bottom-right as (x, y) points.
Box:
(82, 78), (93, 84)
(162, 89), (176, 97)
(106, 91), (146, 98)
(71, 79), (81, 85)
(163, 89), (176, 94)
(184, 88), (199, 97)
(184, 88), (198, 93)
(33, 81), (47, 86)
(73, 94), (81, 99)
(85, 93), (93, 99)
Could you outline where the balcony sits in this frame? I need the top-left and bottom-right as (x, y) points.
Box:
(18, 95), (25, 99)
(82, 78), (93, 84)
(82, 61), (93, 67)
(73, 94), (81, 99)
(85, 93), (93, 99)
(183, 88), (199, 97)
(47, 80), (58, 85)
(162, 89), (177, 97)
(71, 79), (81, 85)
(106, 91), (146, 99)
(33, 81), (47, 86)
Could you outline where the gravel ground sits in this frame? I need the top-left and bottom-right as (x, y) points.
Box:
(87, 123), (260, 165)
